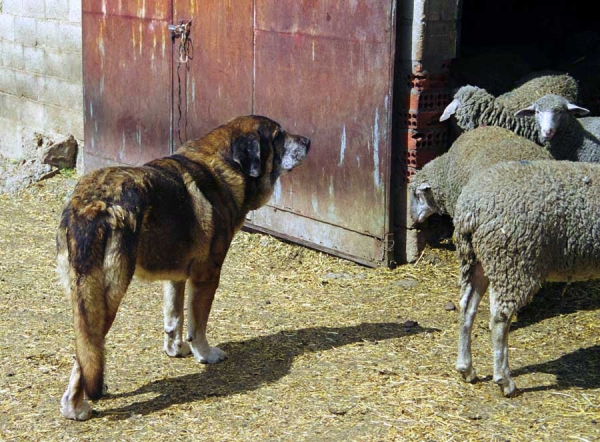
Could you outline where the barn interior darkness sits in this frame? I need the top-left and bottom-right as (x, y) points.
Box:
(457, 0), (598, 98)
(460, 0), (595, 60)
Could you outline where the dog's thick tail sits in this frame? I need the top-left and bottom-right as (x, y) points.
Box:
(73, 270), (108, 400)
(57, 208), (111, 400)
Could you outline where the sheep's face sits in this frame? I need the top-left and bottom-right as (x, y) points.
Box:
(515, 94), (590, 142)
(409, 182), (439, 225)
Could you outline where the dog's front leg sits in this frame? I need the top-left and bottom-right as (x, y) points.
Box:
(187, 279), (227, 364)
(163, 280), (191, 357)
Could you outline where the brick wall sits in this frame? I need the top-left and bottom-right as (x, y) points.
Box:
(0, 0), (82, 164)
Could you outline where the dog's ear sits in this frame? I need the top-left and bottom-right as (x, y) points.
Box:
(232, 134), (261, 177)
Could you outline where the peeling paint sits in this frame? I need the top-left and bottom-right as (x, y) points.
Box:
(120, 133), (126, 161)
(373, 108), (380, 188)
(272, 179), (282, 203)
(328, 175), (334, 197)
(139, 22), (143, 56)
(311, 193), (319, 213)
(131, 25), (137, 61)
(338, 124), (346, 166)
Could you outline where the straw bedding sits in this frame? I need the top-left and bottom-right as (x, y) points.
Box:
(0, 173), (598, 441)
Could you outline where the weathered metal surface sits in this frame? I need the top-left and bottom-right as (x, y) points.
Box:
(172, 1), (254, 144)
(82, 0), (399, 266)
(82, 1), (172, 170)
(248, 1), (397, 266)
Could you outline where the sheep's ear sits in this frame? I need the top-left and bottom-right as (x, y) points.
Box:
(417, 182), (431, 192)
(567, 103), (590, 117)
(514, 106), (535, 118)
(440, 99), (459, 121)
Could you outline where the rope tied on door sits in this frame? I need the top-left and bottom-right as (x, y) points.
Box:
(169, 21), (194, 145)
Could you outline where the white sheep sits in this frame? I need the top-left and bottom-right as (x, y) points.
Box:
(409, 126), (553, 224)
(515, 94), (600, 162)
(453, 159), (600, 396)
(440, 73), (579, 143)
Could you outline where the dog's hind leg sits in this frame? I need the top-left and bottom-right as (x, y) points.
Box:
(60, 266), (106, 420)
(60, 231), (134, 420)
(163, 280), (191, 357)
(187, 278), (227, 364)
(61, 360), (92, 420)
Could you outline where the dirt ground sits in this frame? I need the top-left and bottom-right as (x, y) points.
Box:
(0, 172), (598, 441)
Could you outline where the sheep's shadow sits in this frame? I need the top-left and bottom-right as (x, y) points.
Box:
(99, 322), (434, 420)
(512, 344), (600, 392)
(512, 280), (600, 331)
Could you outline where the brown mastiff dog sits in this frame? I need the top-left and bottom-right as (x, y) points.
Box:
(58, 115), (310, 420)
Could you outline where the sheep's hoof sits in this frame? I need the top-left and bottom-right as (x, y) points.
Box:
(456, 365), (477, 383)
(495, 377), (518, 397)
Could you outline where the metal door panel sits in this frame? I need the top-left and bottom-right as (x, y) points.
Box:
(256, 0), (393, 43)
(172, 1), (254, 143)
(248, 1), (396, 265)
(253, 31), (392, 235)
(82, 2), (172, 170)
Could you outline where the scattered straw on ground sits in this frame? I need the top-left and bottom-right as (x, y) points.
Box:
(0, 173), (598, 441)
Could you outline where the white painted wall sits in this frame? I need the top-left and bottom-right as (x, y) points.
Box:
(0, 0), (83, 164)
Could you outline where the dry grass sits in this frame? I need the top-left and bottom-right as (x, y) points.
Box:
(0, 173), (599, 441)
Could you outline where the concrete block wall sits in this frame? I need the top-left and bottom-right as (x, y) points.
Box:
(0, 0), (83, 165)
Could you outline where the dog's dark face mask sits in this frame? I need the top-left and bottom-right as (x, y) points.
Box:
(231, 116), (311, 180)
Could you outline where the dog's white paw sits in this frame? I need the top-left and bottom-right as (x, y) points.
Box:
(61, 391), (92, 421)
(194, 346), (227, 364)
(164, 336), (192, 357)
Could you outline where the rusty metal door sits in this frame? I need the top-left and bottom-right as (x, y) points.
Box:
(83, 1), (398, 267)
(171, 2), (254, 142)
(82, 2), (173, 170)
(248, 2), (397, 266)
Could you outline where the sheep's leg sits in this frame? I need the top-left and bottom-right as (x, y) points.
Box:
(489, 294), (517, 397)
(456, 263), (488, 383)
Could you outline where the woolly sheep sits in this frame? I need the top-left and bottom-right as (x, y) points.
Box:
(440, 73), (579, 142)
(409, 126), (553, 224)
(453, 159), (600, 397)
(515, 94), (600, 162)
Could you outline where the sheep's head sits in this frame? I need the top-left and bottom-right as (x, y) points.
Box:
(440, 85), (495, 131)
(409, 181), (440, 226)
(514, 94), (590, 142)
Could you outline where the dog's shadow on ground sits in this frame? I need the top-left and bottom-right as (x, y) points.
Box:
(100, 322), (432, 419)
(512, 344), (600, 393)
(512, 281), (600, 331)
